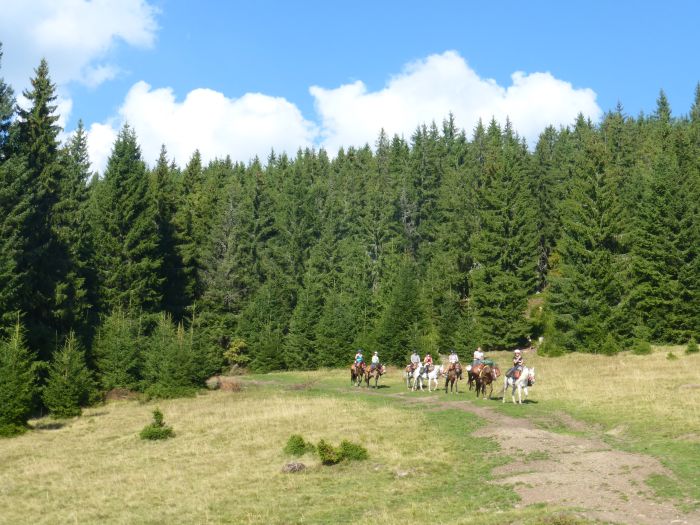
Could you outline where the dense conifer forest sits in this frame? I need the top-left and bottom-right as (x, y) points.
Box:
(1, 50), (699, 427)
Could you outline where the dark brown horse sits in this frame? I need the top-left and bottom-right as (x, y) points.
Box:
(467, 363), (483, 390)
(444, 364), (459, 393)
(475, 365), (501, 399)
(350, 362), (365, 386)
(365, 364), (385, 388)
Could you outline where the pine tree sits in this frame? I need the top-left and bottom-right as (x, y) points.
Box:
(93, 124), (163, 314)
(42, 331), (94, 418)
(142, 314), (197, 398)
(374, 257), (424, 364)
(0, 320), (36, 436)
(151, 145), (185, 317)
(13, 59), (75, 359)
(469, 120), (538, 348)
(94, 308), (142, 391)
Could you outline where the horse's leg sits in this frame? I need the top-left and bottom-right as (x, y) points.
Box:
(503, 378), (508, 403)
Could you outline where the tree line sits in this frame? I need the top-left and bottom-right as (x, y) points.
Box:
(1, 51), (699, 430)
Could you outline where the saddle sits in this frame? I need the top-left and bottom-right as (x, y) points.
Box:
(470, 364), (484, 376)
(513, 368), (522, 380)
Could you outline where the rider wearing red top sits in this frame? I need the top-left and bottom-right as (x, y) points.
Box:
(423, 353), (433, 369)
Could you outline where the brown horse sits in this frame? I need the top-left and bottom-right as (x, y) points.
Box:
(365, 364), (385, 388)
(444, 364), (459, 393)
(350, 362), (365, 386)
(467, 363), (484, 391)
(475, 365), (501, 399)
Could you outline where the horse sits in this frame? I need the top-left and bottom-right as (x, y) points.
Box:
(365, 364), (386, 388)
(404, 364), (416, 389)
(444, 363), (460, 394)
(466, 363), (484, 391)
(475, 365), (501, 399)
(411, 364), (426, 391)
(350, 362), (365, 387)
(422, 364), (443, 392)
(502, 366), (535, 404)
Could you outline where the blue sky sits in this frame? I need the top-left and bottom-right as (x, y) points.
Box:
(1, 0), (699, 171)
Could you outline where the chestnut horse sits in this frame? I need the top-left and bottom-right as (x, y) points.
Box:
(350, 362), (365, 387)
(444, 363), (460, 393)
(365, 364), (386, 388)
(475, 365), (501, 399)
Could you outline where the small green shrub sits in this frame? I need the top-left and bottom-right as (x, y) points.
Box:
(686, 338), (699, 354)
(666, 352), (678, 361)
(631, 340), (652, 355)
(284, 434), (315, 456)
(316, 438), (368, 465)
(317, 439), (341, 465)
(139, 408), (174, 440)
(600, 334), (620, 356)
(338, 440), (368, 461)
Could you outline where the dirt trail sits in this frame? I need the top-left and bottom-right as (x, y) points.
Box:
(396, 394), (699, 525)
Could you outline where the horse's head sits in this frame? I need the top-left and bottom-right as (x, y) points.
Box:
(527, 367), (535, 385)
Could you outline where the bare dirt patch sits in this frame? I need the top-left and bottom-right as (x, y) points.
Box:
(400, 395), (699, 525)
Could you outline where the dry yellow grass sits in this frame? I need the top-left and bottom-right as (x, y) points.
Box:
(0, 390), (472, 525)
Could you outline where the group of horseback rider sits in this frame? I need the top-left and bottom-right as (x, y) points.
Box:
(407, 347), (526, 379)
(353, 346), (526, 379)
(353, 349), (380, 373)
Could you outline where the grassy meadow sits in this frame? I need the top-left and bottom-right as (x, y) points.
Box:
(0, 348), (698, 524)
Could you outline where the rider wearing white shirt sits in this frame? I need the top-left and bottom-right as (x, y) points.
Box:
(473, 347), (484, 365)
(448, 350), (459, 364)
(371, 351), (380, 370)
(410, 350), (420, 371)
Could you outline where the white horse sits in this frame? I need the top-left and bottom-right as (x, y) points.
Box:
(424, 364), (444, 392)
(411, 365), (426, 391)
(502, 366), (536, 404)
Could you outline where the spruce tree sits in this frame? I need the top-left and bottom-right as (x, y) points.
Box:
(93, 124), (163, 314)
(42, 331), (94, 418)
(374, 257), (424, 364)
(151, 145), (185, 317)
(142, 314), (197, 398)
(14, 59), (76, 359)
(94, 308), (142, 391)
(0, 320), (36, 436)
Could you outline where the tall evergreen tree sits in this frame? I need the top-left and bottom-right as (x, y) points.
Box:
(92, 124), (163, 314)
(13, 59), (75, 358)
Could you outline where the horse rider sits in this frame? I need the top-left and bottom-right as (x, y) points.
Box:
(506, 349), (524, 379)
(354, 349), (365, 372)
(370, 351), (380, 371)
(410, 350), (421, 372)
(472, 346), (484, 366)
(423, 353), (433, 372)
(448, 349), (459, 369)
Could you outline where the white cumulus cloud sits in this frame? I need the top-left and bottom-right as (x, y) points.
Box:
(87, 82), (318, 173)
(0, 0), (159, 90)
(310, 50), (602, 151)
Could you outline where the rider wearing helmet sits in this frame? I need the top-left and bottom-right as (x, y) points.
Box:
(410, 350), (421, 371)
(448, 349), (459, 365)
(371, 351), (380, 371)
(506, 349), (524, 378)
(423, 353), (433, 372)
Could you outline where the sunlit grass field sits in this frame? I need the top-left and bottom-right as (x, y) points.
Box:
(0, 347), (697, 524)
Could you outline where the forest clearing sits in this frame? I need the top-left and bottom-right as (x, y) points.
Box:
(1, 348), (698, 525)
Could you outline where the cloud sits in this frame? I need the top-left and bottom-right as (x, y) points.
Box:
(85, 50), (601, 174)
(0, 0), (159, 90)
(87, 82), (317, 173)
(310, 51), (602, 151)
